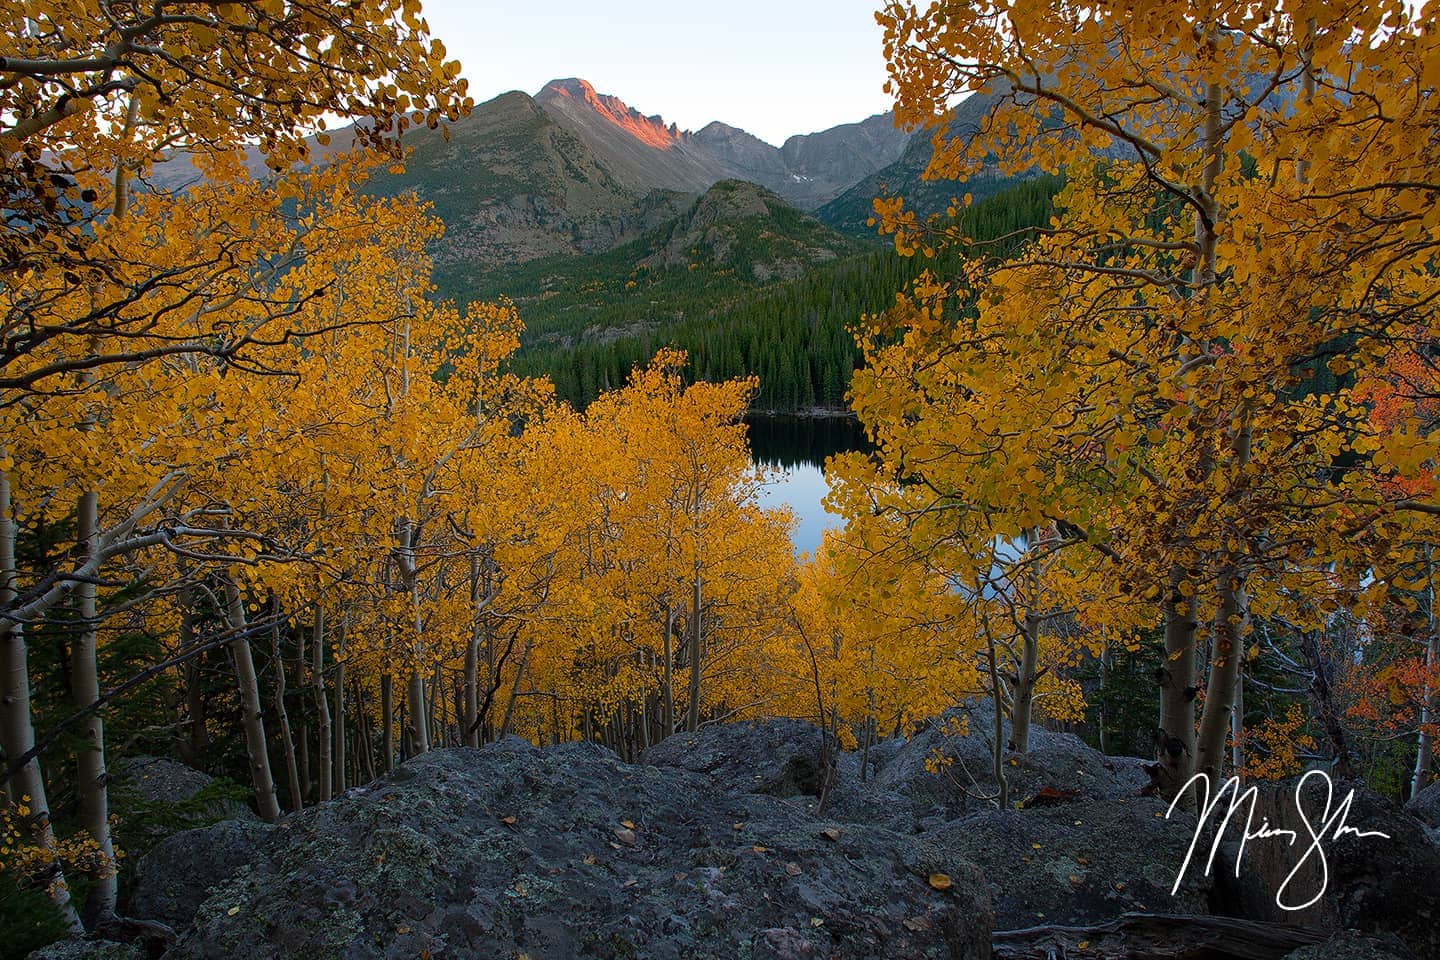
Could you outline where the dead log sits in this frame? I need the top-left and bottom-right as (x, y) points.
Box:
(991, 912), (1327, 960)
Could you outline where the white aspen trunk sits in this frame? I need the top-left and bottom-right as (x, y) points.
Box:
(1413, 548), (1437, 797)
(356, 682), (376, 783)
(334, 610), (347, 794)
(268, 609), (302, 813)
(1011, 608), (1040, 754)
(380, 673), (395, 772)
(981, 607), (1008, 810)
(1011, 536), (1041, 753)
(0, 458), (84, 933)
(464, 570), (481, 748)
(394, 518), (429, 757)
(405, 672), (429, 756)
(179, 581), (208, 762)
(1231, 670), (1245, 780)
(70, 490), (116, 920)
(297, 722), (311, 804)
(311, 605), (332, 802)
(498, 639), (533, 741)
(661, 605), (676, 738)
(1159, 37), (1228, 804)
(686, 564), (703, 733)
(224, 581), (281, 822)
(1196, 568), (1249, 788)
(428, 665), (441, 748)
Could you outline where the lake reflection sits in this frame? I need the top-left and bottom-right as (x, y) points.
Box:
(746, 415), (868, 556)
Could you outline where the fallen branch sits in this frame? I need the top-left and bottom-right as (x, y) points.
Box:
(991, 912), (1328, 960)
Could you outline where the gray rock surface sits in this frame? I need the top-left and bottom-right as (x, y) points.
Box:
(25, 940), (141, 960)
(112, 756), (256, 826)
(1405, 777), (1440, 828)
(863, 703), (1149, 829)
(152, 741), (991, 959)
(930, 797), (1209, 927)
(1283, 929), (1418, 960)
(1212, 776), (1440, 959)
(641, 718), (827, 798)
(128, 819), (278, 931)
(113, 758), (216, 806)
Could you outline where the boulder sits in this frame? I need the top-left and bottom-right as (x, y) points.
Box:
(25, 941), (141, 960)
(864, 703), (1149, 830)
(1283, 929), (1418, 960)
(1210, 774), (1440, 959)
(113, 758), (217, 807)
(157, 741), (991, 959)
(128, 818), (278, 930)
(930, 796), (1209, 928)
(1405, 778), (1440, 829)
(642, 719), (828, 798)
(110, 756), (257, 861)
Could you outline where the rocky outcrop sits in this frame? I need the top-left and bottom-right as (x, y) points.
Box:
(638, 180), (853, 279)
(1283, 930), (1417, 960)
(128, 818), (278, 931)
(144, 740), (991, 960)
(25, 940), (142, 960)
(857, 703), (1149, 830)
(1208, 776), (1440, 959)
(1405, 777), (1440, 828)
(930, 797), (1209, 927)
(119, 712), (1439, 959)
(642, 718), (828, 798)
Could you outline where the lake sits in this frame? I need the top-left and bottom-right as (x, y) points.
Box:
(746, 415), (868, 556)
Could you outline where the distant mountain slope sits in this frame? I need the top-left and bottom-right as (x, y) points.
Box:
(512, 176), (1064, 411)
(778, 113), (910, 208)
(150, 78), (911, 270)
(534, 78), (734, 194)
(536, 77), (909, 212)
(462, 179), (865, 351)
(365, 89), (691, 273)
(815, 88), (1018, 236)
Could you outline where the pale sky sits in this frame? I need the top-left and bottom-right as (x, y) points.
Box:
(419, 0), (897, 147)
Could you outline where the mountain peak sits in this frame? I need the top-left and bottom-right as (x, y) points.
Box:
(537, 77), (683, 150)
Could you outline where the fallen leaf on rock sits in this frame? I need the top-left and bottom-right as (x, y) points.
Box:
(810, 917), (824, 927)
(582, 854), (596, 865)
(1021, 785), (1082, 808)
(226, 906), (240, 917)
(621, 820), (635, 830)
(500, 815), (517, 825)
(752, 844), (767, 853)
(820, 827), (842, 842)
(1069, 875), (1083, 885)
(396, 923), (412, 934)
(785, 862), (802, 876)
(622, 879), (637, 888)
(614, 827), (636, 846)
(928, 873), (953, 891)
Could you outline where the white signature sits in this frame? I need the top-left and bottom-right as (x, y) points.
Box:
(1165, 769), (1391, 912)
